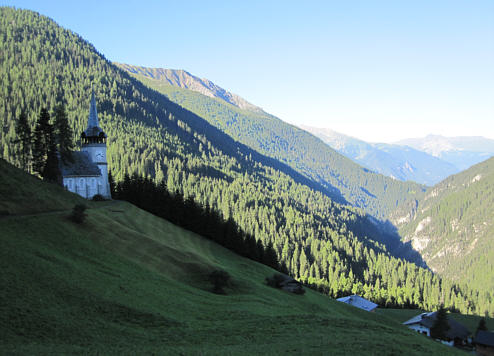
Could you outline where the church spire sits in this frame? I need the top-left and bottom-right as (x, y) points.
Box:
(87, 88), (100, 130)
(81, 87), (106, 144)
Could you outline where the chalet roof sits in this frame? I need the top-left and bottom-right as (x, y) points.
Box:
(60, 151), (101, 177)
(403, 312), (470, 340)
(336, 295), (378, 312)
(474, 331), (494, 347)
(83, 89), (106, 138)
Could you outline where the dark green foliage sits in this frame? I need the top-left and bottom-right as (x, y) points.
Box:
(32, 108), (52, 176)
(209, 270), (230, 294)
(430, 306), (450, 340)
(0, 7), (492, 316)
(13, 111), (32, 172)
(70, 204), (87, 224)
(266, 273), (287, 288)
(476, 318), (488, 335)
(53, 104), (74, 162)
(91, 194), (105, 201)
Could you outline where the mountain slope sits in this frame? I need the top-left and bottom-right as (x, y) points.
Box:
(0, 159), (462, 355)
(390, 157), (494, 298)
(397, 135), (494, 171)
(116, 63), (425, 219)
(301, 126), (459, 186)
(115, 63), (265, 114)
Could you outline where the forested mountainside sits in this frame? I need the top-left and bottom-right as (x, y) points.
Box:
(301, 125), (459, 186)
(1, 8), (492, 315)
(397, 135), (494, 171)
(390, 156), (494, 298)
(115, 63), (425, 220)
(114, 63), (264, 114)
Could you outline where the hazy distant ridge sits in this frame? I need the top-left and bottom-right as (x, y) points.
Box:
(396, 135), (494, 170)
(115, 63), (265, 114)
(301, 126), (458, 186)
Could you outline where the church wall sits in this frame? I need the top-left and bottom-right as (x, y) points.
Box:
(64, 175), (106, 199)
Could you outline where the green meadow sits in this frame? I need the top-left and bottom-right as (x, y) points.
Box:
(0, 160), (462, 354)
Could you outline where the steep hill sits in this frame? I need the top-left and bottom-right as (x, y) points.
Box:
(301, 125), (458, 186)
(0, 159), (461, 355)
(115, 63), (425, 219)
(1, 8), (491, 316)
(114, 63), (265, 114)
(390, 157), (494, 299)
(397, 135), (494, 171)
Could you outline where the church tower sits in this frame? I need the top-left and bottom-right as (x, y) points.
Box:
(80, 89), (111, 198)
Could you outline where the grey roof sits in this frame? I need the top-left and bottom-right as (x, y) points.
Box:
(336, 295), (378, 312)
(60, 151), (101, 176)
(403, 311), (470, 340)
(83, 90), (106, 138)
(474, 331), (494, 347)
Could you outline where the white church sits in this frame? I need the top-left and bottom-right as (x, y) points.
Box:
(61, 90), (111, 199)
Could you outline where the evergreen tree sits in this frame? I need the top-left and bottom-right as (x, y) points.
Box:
(430, 305), (450, 340)
(13, 111), (32, 172)
(32, 108), (52, 176)
(476, 318), (488, 335)
(53, 104), (74, 162)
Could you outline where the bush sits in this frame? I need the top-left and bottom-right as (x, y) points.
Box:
(209, 270), (230, 294)
(70, 204), (87, 224)
(92, 194), (105, 201)
(265, 273), (286, 288)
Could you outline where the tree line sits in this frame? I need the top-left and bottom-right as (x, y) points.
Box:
(113, 173), (281, 271)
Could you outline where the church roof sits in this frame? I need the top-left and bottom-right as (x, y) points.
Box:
(83, 89), (106, 138)
(60, 151), (101, 177)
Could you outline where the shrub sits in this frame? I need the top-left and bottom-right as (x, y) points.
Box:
(92, 194), (105, 201)
(70, 204), (87, 224)
(265, 273), (286, 288)
(209, 270), (230, 294)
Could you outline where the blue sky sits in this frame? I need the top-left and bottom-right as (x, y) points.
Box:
(3, 0), (494, 142)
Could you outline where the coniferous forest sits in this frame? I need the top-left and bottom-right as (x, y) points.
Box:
(1, 7), (493, 316)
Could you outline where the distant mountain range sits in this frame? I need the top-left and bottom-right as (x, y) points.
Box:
(300, 126), (459, 186)
(396, 135), (494, 171)
(302, 127), (494, 186)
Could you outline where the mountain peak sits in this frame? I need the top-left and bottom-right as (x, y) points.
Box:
(114, 63), (265, 114)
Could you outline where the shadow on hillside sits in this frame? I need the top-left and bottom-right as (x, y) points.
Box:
(117, 68), (350, 206)
(372, 218), (429, 269)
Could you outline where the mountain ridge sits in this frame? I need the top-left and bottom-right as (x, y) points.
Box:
(114, 63), (265, 114)
(390, 156), (494, 296)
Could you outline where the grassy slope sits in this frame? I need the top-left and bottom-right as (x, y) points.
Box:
(0, 162), (460, 355)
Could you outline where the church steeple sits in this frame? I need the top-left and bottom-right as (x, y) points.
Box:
(81, 88), (106, 144)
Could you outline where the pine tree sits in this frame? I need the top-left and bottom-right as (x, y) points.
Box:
(13, 111), (32, 172)
(430, 305), (450, 340)
(53, 104), (74, 162)
(476, 317), (488, 335)
(32, 108), (52, 176)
